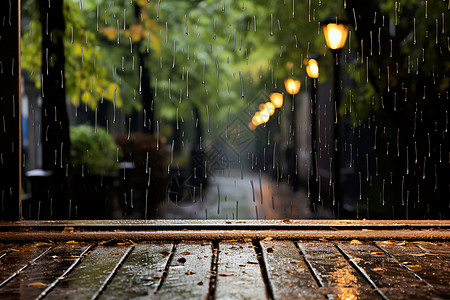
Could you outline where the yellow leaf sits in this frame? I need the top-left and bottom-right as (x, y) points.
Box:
(66, 240), (78, 244)
(350, 240), (362, 245)
(62, 227), (74, 233)
(28, 282), (47, 288)
(372, 267), (385, 272)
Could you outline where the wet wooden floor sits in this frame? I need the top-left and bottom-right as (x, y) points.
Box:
(0, 240), (449, 299)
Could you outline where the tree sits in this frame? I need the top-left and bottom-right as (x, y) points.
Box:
(345, 0), (450, 218)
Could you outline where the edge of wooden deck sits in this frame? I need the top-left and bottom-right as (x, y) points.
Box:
(1, 219), (449, 229)
(0, 220), (449, 241)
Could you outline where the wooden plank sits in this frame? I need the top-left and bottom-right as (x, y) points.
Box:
(0, 244), (52, 286)
(215, 241), (267, 299)
(2, 229), (450, 242)
(297, 242), (379, 299)
(44, 245), (132, 300)
(99, 243), (173, 299)
(260, 240), (322, 299)
(0, 243), (16, 259)
(337, 242), (436, 299)
(377, 242), (450, 296)
(0, 243), (90, 299)
(413, 241), (450, 258)
(154, 242), (212, 300)
(3, 219), (450, 229)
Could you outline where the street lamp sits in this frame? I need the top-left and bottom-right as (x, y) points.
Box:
(322, 19), (349, 217)
(270, 92), (283, 108)
(306, 57), (319, 208)
(306, 58), (319, 79)
(284, 78), (301, 190)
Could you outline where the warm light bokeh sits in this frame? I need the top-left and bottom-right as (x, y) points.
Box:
(252, 114), (263, 126)
(259, 110), (270, 123)
(323, 23), (349, 50)
(264, 102), (275, 116)
(270, 93), (283, 108)
(284, 79), (301, 95)
(306, 58), (319, 78)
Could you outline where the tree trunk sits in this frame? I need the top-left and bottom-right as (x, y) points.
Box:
(39, 0), (71, 218)
(133, 3), (155, 133)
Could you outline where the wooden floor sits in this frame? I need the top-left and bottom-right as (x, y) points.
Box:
(0, 239), (450, 299)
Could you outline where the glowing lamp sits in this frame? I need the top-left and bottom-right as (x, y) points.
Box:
(259, 110), (270, 123)
(252, 113), (263, 126)
(323, 22), (349, 50)
(306, 58), (319, 79)
(284, 79), (301, 95)
(270, 93), (283, 108)
(264, 102), (275, 116)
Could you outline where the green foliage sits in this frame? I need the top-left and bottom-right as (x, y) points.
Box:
(70, 125), (118, 174)
(21, 0), (125, 112)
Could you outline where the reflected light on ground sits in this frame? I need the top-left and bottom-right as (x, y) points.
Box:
(333, 263), (360, 300)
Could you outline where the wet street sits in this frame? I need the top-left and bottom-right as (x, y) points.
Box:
(157, 170), (332, 220)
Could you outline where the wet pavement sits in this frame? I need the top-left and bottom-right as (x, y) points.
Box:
(157, 170), (332, 220)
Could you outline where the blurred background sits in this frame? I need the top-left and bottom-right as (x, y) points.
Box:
(19, 0), (450, 220)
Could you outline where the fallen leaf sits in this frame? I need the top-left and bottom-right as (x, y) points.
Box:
(197, 281), (204, 285)
(110, 252), (123, 255)
(406, 265), (422, 269)
(27, 282), (47, 288)
(161, 250), (170, 256)
(350, 240), (362, 245)
(370, 251), (385, 255)
(66, 241), (78, 244)
(410, 253), (430, 257)
(239, 264), (246, 267)
(62, 227), (74, 233)
(371, 267), (385, 272)
(34, 242), (52, 247)
(219, 273), (233, 276)
(262, 237), (273, 241)
(247, 261), (258, 264)
(185, 271), (195, 275)
(291, 261), (303, 265)
(152, 276), (164, 279)
(117, 242), (126, 246)
(282, 218), (292, 223)
(181, 251), (191, 255)
(177, 257), (186, 263)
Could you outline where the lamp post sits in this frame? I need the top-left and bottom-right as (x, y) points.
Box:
(284, 78), (301, 190)
(306, 57), (319, 207)
(322, 20), (349, 217)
